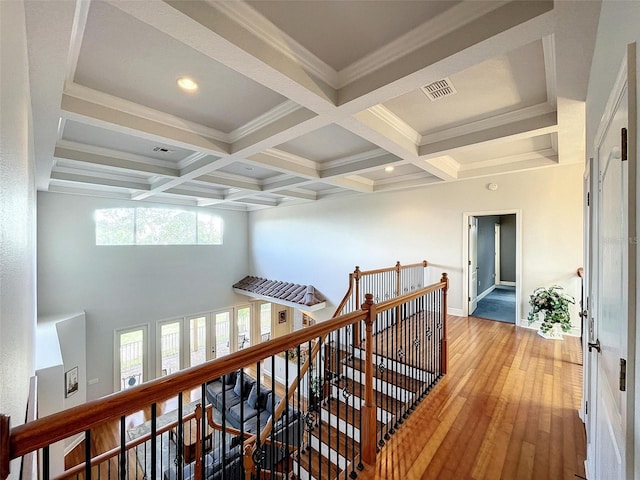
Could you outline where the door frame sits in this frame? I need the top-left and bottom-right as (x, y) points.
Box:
(462, 210), (522, 324)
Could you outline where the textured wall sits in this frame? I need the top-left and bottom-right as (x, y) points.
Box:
(0, 2), (37, 478)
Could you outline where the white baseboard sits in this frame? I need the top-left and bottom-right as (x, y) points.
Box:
(448, 307), (464, 317)
(64, 433), (84, 456)
(477, 285), (495, 302)
(499, 281), (516, 287)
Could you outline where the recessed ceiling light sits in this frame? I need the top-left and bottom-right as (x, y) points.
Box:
(385, 166), (395, 173)
(177, 76), (198, 93)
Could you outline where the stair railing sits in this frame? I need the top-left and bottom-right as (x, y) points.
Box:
(1, 270), (447, 480)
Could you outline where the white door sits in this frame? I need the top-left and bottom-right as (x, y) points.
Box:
(590, 47), (635, 479)
(469, 217), (479, 314)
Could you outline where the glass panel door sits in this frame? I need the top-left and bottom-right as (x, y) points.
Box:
(260, 303), (272, 342)
(188, 315), (208, 367)
(158, 320), (181, 376)
(116, 326), (147, 391)
(213, 311), (231, 358)
(236, 306), (251, 350)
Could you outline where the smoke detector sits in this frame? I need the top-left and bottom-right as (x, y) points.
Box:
(421, 78), (457, 101)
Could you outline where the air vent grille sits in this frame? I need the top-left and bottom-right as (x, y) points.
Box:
(152, 146), (174, 153)
(421, 78), (457, 101)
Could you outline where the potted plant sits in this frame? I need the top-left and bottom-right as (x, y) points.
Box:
(309, 375), (324, 411)
(527, 285), (575, 339)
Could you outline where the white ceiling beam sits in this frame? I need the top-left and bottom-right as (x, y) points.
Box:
(373, 175), (442, 192)
(195, 174), (262, 192)
(50, 171), (150, 191)
(61, 94), (230, 156)
(271, 189), (318, 201)
(418, 113), (558, 159)
(320, 153), (402, 179)
(457, 157), (557, 179)
(54, 146), (180, 178)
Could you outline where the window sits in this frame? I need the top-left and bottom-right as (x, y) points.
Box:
(158, 320), (182, 376)
(95, 207), (222, 245)
(260, 303), (272, 342)
(115, 326), (148, 391)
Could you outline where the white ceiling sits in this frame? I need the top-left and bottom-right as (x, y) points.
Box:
(24, 0), (602, 211)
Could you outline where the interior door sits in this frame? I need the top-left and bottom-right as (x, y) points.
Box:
(469, 216), (478, 314)
(592, 48), (633, 479)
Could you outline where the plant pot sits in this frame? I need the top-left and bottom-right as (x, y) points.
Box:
(538, 323), (564, 340)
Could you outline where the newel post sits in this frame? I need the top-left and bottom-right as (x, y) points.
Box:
(1, 414), (10, 480)
(194, 404), (203, 480)
(353, 266), (362, 348)
(440, 273), (449, 374)
(361, 293), (378, 465)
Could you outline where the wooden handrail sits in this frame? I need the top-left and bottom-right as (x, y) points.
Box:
(8, 308), (366, 460)
(53, 406), (200, 480)
(4, 264), (445, 479)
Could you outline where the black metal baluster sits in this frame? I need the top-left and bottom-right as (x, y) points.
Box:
(43, 445), (50, 480)
(150, 403), (157, 480)
(177, 392), (184, 480)
(348, 324), (356, 479)
(221, 372), (228, 480)
(388, 305), (394, 438)
(297, 346), (302, 480)
(84, 429), (92, 480)
(120, 416), (126, 480)
(307, 340), (312, 477)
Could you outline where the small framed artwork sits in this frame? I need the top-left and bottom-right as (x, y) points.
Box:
(278, 310), (287, 324)
(65, 366), (79, 398)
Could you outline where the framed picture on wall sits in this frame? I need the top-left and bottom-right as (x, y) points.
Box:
(278, 310), (287, 324)
(65, 366), (79, 398)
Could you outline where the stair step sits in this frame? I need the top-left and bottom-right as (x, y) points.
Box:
(341, 364), (414, 402)
(294, 446), (342, 480)
(321, 397), (385, 437)
(310, 419), (356, 463)
(348, 357), (426, 394)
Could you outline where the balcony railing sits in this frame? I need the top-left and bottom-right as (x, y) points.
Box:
(1, 263), (447, 480)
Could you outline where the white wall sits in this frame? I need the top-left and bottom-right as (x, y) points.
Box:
(0, 3), (37, 478)
(249, 163), (584, 327)
(37, 193), (249, 399)
(585, 2), (640, 478)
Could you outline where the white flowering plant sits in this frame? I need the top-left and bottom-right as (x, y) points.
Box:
(527, 285), (575, 334)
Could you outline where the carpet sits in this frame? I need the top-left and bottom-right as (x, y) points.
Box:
(472, 287), (516, 324)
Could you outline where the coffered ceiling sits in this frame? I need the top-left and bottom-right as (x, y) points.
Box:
(24, 0), (601, 210)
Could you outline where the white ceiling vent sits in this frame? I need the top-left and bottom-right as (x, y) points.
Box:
(421, 78), (457, 101)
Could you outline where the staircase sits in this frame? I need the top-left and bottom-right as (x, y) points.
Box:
(293, 318), (438, 480)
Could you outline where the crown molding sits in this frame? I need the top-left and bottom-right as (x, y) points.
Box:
(210, 0), (339, 88)
(337, 1), (510, 87)
(420, 102), (556, 145)
(457, 147), (557, 171)
(319, 148), (391, 171)
(56, 139), (183, 170)
(64, 82), (230, 142)
(228, 100), (303, 143)
(261, 148), (319, 170)
(542, 34), (557, 108)
(367, 105), (421, 146)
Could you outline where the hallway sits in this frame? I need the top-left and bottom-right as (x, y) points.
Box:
(473, 286), (516, 324)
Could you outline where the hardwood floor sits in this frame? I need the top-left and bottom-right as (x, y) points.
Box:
(358, 315), (586, 480)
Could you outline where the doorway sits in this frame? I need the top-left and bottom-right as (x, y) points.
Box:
(464, 212), (520, 324)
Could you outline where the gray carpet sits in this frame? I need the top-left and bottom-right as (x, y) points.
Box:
(472, 287), (516, 324)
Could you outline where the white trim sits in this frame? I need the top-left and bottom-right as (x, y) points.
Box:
(462, 210), (522, 326)
(420, 102), (556, 145)
(228, 100), (302, 144)
(64, 434), (84, 456)
(542, 35), (557, 108)
(500, 281), (516, 287)
(448, 307), (464, 317)
(64, 0), (91, 86)
(477, 285), (496, 302)
(367, 105), (421, 146)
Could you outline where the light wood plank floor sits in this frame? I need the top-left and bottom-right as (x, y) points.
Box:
(358, 314), (586, 480)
